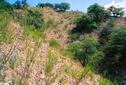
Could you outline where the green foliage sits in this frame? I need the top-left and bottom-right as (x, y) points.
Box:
(37, 2), (70, 12)
(87, 3), (109, 23)
(0, 11), (13, 44)
(26, 10), (44, 29)
(67, 42), (81, 54)
(0, 0), (11, 11)
(69, 32), (79, 42)
(67, 36), (103, 66)
(54, 2), (70, 12)
(45, 51), (57, 74)
(99, 76), (118, 85)
(9, 55), (17, 69)
(49, 39), (60, 48)
(15, 9), (44, 29)
(107, 6), (124, 17)
(75, 14), (98, 32)
(105, 28), (126, 63)
(99, 18), (115, 43)
(23, 26), (45, 43)
(13, 9), (45, 42)
(64, 65), (91, 81)
(37, 3), (54, 8)
(76, 37), (100, 65)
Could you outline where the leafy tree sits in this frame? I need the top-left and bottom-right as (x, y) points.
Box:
(75, 14), (98, 32)
(54, 2), (70, 12)
(107, 6), (124, 17)
(105, 28), (126, 64)
(37, 3), (54, 8)
(87, 3), (109, 23)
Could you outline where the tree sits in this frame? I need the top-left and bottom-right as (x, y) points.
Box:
(75, 14), (98, 32)
(107, 6), (124, 17)
(54, 2), (70, 12)
(87, 3), (109, 23)
(106, 28), (126, 64)
(37, 3), (54, 8)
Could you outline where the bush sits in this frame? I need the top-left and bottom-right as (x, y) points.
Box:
(99, 18), (115, 43)
(76, 37), (100, 65)
(105, 28), (126, 64)
(75, 14), (98, 32)
(68, 37), (102, 66)
(87, 3), (109, 23)
(26, 10), (44, 29)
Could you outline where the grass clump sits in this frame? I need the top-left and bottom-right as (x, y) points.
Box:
(49, 38), (60, 48)
(45, 50), (57, 74)
(0, 11), (13, 44)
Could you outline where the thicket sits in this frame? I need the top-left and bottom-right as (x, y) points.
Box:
(68, 3), (126, 84)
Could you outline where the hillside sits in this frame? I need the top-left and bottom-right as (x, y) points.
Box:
(1, 1), (126, 85)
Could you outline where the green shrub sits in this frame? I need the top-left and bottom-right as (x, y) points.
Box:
(26, 10), (44, 29)
(99, 19), (115, 43)
(105, 28), (126, 64)
(69, 33), (78, 42)
(49, 39), (59, 48)
(75, 14), (98, 32)
(87, 3), (109, 23)
(67, 42), (81, 55)
(76, 37), (100, 66)
(67, 36), (103, 66)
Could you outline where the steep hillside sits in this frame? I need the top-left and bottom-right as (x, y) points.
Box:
(0, 7), (126, 85)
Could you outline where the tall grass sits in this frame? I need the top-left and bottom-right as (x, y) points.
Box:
(45, 50), (57, 74)
(0, 11), (13, 44)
